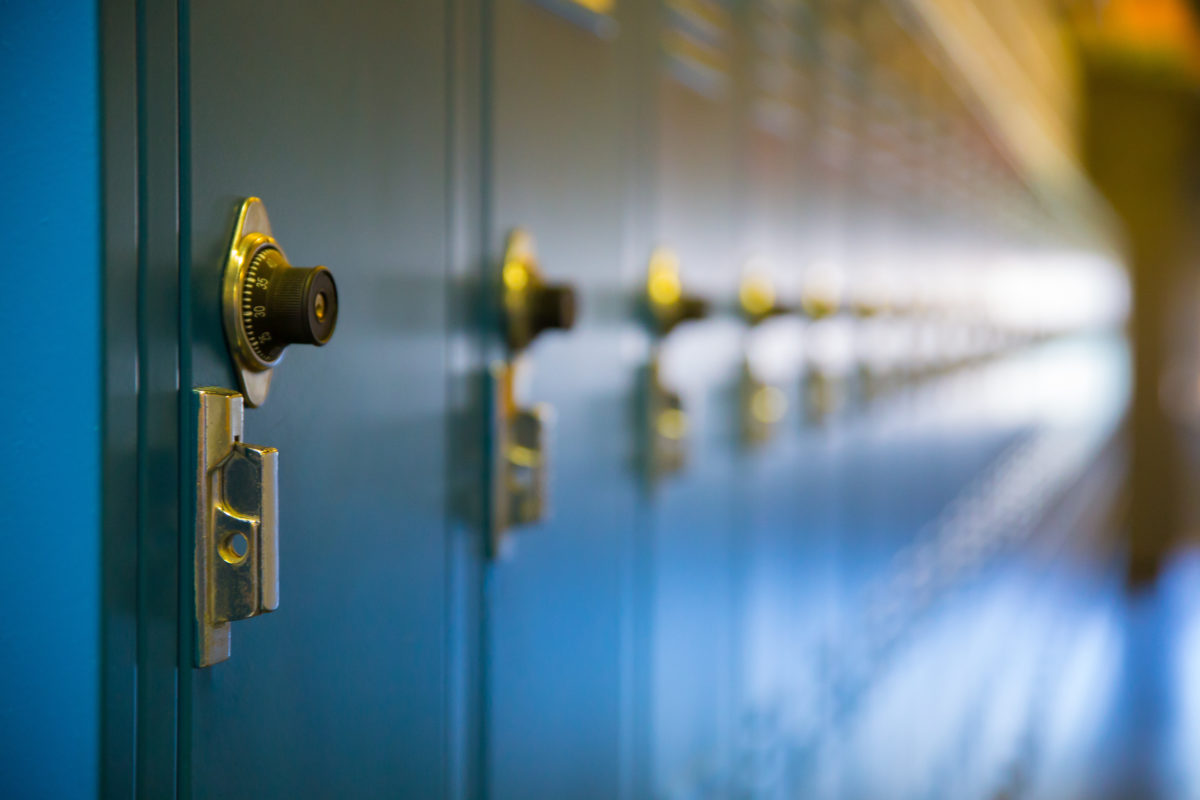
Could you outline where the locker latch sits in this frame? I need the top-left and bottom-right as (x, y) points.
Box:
(193, 387), (279, 667)
(641, 247), (708, 485)
(739, 269), (792, 447)
(489, 228), (576, 556)
(641, 358), (687, 482)
(799, 267), (845, 424)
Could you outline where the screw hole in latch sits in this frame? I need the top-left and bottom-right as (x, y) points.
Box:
(219, 531), (250, 564)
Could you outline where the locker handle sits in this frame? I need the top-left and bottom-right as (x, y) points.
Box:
(193, 387), (279, 667)
(640, 247), (709, 485)
(489, 228), (578, 557)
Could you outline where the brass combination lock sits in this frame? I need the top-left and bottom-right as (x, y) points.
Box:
(502, 229), (576, 351)
(644, 246), (709, 338)
(222, 197), (339, 407)
(489, 228), (577, 556)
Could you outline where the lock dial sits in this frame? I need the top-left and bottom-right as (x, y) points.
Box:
(222, 197), (339, 407)
(502, 228), (577, 353)
(240, 247), (337, 363)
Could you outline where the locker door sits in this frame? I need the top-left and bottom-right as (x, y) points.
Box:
(483, 2), (646, 797)
(646, 6), (745, 794)
(179, 4), (452, 796)
(732, 3), (822, 794)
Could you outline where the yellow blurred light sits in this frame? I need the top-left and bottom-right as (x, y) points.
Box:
(740, 277), (776, 317)
(648, 249), (683, 306)
(571, 0), (615, 13)
(750, 386), (787, 424)
(503, 260), (530, 292)
(648, 272), (681, 306)
(656, 408), (688, 440)
(1100, 0), (1200, 53)
(508, 444), (541, 469)
(802, 294), (838, 320)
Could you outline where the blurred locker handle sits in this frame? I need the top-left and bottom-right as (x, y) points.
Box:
(488, 228), (578, 557)
(641, 247), (710, 486)
(739, 268), (794, 448)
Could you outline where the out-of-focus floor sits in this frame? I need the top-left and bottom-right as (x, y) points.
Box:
(1052, 548), (1200, 800)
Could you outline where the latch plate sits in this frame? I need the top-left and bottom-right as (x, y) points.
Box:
(487, 361), (552, 557)
(194, 387), (279, 667)
(741, 360), (788, 447)
(222, 200), (277, 407)
(641, 355), (688, 485)
(739, 270), (791, 447)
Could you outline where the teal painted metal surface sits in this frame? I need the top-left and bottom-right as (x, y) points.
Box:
(484, 3), (645, 797)
(0, 2), (100, 797)
(645, 57), (746, 799)
(136, 1), (186, 794)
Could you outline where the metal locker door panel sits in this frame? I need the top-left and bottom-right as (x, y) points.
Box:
(181, 4), (451, 796)
(485, 3), (643, 797)
(734, 79), (822, 800)
(646, 67), (745, 797)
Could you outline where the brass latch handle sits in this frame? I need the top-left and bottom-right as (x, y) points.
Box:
(194, 387), (280, 667)
(738, 269), (794, 447)
(488, 361), (553, 556)
(641, 358), (687, 484)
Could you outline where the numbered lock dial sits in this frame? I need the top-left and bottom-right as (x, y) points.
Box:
(222, 197), (339, 407)
(240, 248), (337, 363)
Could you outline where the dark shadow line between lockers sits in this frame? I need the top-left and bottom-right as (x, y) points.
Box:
(176, 0), (194, 795)
(100, 0), (141, 794)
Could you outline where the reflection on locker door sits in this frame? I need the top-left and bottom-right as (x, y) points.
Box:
(180, 3), (452, 796)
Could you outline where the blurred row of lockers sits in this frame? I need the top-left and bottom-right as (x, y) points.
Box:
(474, 1), (1127, 799)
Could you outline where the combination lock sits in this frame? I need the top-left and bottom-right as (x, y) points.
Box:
(645, 247), (709, 337)
(239, 248), (337, 362)
(501, 228), (577, 353)
(222, 197), (339, 407)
